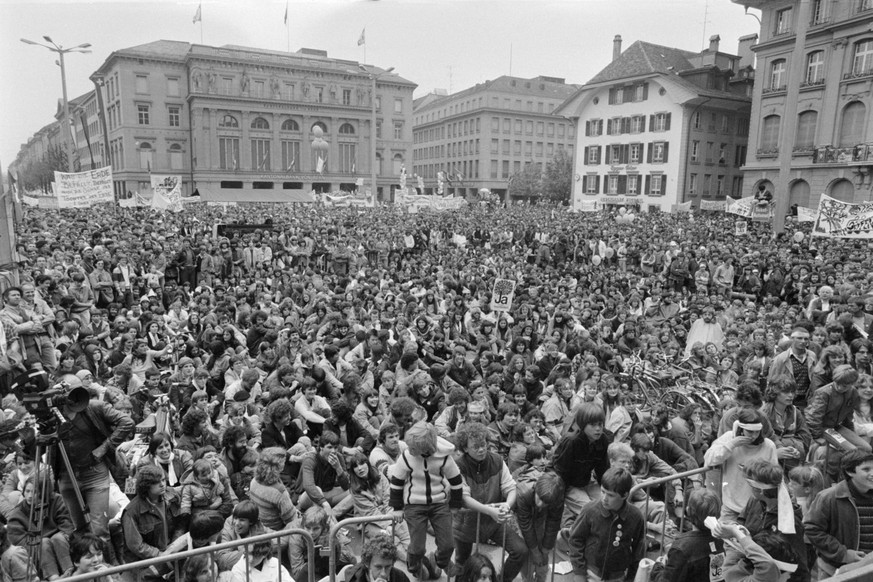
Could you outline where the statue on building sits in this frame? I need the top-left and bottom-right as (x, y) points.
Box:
(302, 80), (312, 101)
(356, 86), (365, 106)
(207, 70), (217, 92)
(191, 69), (202, 92)
(329, 83), (338, 102)
(270, 76), (281, 99)
(240, 71), (250, 93)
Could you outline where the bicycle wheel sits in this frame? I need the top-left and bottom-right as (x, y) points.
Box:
(660, 389), (695, 415)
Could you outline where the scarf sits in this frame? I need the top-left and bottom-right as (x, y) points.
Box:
(156, 452), (178, 486)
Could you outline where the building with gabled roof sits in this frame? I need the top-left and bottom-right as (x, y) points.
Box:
(554, 34), (754, 212)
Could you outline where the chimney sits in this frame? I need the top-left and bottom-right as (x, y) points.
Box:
(709, 34), (721, 53)
(613, 35), (622, 61)
(737, 33), (758, 70)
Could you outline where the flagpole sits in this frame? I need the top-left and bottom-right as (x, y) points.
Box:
(285, 1), (290, 52)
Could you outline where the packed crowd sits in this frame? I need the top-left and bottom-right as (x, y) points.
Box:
(0, 201), (872, 582)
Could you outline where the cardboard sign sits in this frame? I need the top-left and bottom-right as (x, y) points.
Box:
(490, 278), (517, 313)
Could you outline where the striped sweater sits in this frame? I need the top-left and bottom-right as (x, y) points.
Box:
(388, 443), (464, 509)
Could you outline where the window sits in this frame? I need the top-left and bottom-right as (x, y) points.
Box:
(222, 77), (233, 95)
(281, 140), (300, 171)
(169, 144), (183, 170)
(135, 75), (149, 94)
(631, 116), (645, 133)
(491, 139), (499, 154)
(630, 143), (642, 164)
(219, 115), (239, 128)
(760, 115), (781, 150)
(339, 123), (355, 135)
(515, 120), (522, 134)
(504, 118), (511, 134)
(652, 113), (671, 132)
(716, 175), (725, 197)
(316, 87), (324, 103)
(536, 122), (544, 136)
(137, 104), (150, 125)
(650, 174), (664, 196)
(514, 140), (522, 154)
(281, 119), (300, 132)
(526, 121), (533, 135)
(253, 81), (264, 98)
(734, 145), (747, 167)
(853, 40), (873, 76)
(805, 51), (825, 84)
(342, 89), (352, 105)
(693, 112), (701, 129)
(585, 119), (603, 136)
(628, 175), (639, 195)
(219, 138), (239, 170)
(502, 140), (510, 155)
(375, 97), (381, 111)
(393, 98), (402, 114)
(608, 175), (620, 194)
(612, 87), (624, 105)
(252, 139), (271, 170)
(558, 124), (565, 137)
(311, 121), (328, 133)
(586, 145), (600, 165)
(811, 0), (826, 24)
(706, 142), (714, 162)
(490, 160), (498, 178)
(795, 111), (818, 148)
(691, 140), (700, 162)
(635, 84), (645, 102)
(839, 101), (866, 146)
(547, 123), (555, 137)
(770, 59), (787, 90)
(652, 142), (667, 163)
(689, 174), (698, 196)
(168, 106), (180, 127)
(138, 142), (153, 169)
(584, 174), (599, 194)
(502, 160), (509, 178)
(719, 144), (727, 164)
(775, 7), (793, 35)
(167, 78), (180, 97)
(721, 115), (730, 133)
(251, 117), (269, 130)
(339, 143), (356, 173)
(703, 174), (712, 195)
(491, 117), (500, 131)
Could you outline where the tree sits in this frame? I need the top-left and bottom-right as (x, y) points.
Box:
(542, 148), (573, 203)
(508, 162), (542, 201)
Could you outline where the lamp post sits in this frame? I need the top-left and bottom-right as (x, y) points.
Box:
(21, 36), (92, 173)
(361, 65), (394, 202)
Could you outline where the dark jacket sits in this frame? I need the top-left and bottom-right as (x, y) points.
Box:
(739, 497), (810, 582)
(56, 400), (134, 477)
(515, 480), (562, 551)
(552, 432), (610, 489)
(7, 492), (74, 542)
(803, 480), (863, 569)
(651, 530), (724, 582)
(454, 451), (514, 537)
(296, 451), (349, 506)
(346, 562), (410, 582)
(121, 495), (169, 562)
(805, 383), (859, 439)
(568, 498), (646, 580)
(324, 418), (376, 454)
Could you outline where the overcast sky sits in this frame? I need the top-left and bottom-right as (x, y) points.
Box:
(0, 0), (760, 174)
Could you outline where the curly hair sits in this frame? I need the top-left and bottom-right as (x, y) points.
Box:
(135, 463), (165, 499)
(361, 532), (397, 567)
(181, 408), (208, 436)
(454, 421), (491, 453)
(254, 447), (286, 486)
(264, 398), (293, 425)
(221, 424), (248, 451)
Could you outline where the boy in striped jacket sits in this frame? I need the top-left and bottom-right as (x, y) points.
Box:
(389, 421), (463, 580)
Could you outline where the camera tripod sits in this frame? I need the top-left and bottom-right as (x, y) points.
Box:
(23, 408), (90, 581)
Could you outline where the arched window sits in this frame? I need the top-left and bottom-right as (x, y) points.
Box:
(281, 119), (299, 131)
(218, 115), (238, 128)
(805, 51), (824, 84)
(339, 123), (355, 135)
(311, 121), (328, 133)
(852, 40), (873, 76)
(839, 102), (866, 146)
(795, 110), (818, 149)
(375, 153), (383, 176)
(769, 59), (787, 90)
(138, 142), (153, 170)
(760, 115), (781, 151)
(251, 117), (269, 130)
(392, 153), (404, 176)
(830, 178), (855, 202)
(789, 180), (810, 209)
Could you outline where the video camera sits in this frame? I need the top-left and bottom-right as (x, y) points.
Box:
(10, 369), (90, 432)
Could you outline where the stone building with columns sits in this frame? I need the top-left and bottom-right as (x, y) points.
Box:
(88, 40), (415, 202)
(734, 0), (873, 230)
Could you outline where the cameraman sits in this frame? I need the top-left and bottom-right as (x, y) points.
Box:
(56, 388), (134, 560)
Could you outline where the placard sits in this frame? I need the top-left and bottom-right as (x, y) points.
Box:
(490, 278), (517, 313)
(735, 220), (748, 236)
(53, 166), (113, 208)
(812, 194), (873, 238)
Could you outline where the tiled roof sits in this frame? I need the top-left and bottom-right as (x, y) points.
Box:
(588, 41), (700, 84)
(116, 40), (192, 60)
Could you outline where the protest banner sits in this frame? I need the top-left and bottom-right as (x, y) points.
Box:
(726, 196), (755, 217)
(674, 201), (692, 213)
(53, 166), (113, 208)
(699, 199), (726, 211)
(150, 175), (183, 212)
(400, 193), (466, 212)
(735, 220), (748, 236)
(796, 206), (818, 223)
(812, 194), (873, 238)
(490, 278), (517, 313)
(575, 200), (598, 212)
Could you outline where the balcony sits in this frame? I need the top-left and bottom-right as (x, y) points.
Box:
(799, 78), (826, 89)
(756, 147), (779, 159)
(810, 15), (831, 26)
(792, 146), (815, 157)
(762, 85), (788, 95)
(811, 144), (873, 164)
(844, 67), (873, 80)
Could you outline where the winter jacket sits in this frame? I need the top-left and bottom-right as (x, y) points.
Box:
(552, 431), (609, 489)
(568, 499), (646, 581)
(805, 383), (859, 439)
(454, 451), (515, 537)
(180, 471), (235, 516)
(388, 439), (463, 509)
(651, 530), (725, 582)
(515, 480), (562, 551)
(7, 492), (74, 543)
(803, 480), (863, 569)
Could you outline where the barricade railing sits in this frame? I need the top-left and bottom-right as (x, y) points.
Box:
(328, 514), (396, 582)
(627, 465), (712, 557)
(60, 527), (315, 582)
(821, 562), (873, 581)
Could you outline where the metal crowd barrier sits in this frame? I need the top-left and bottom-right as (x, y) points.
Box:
(328, 514), (397, 582)
(60, 527), (315, 582)
(627, 465), (712, 557)
(821, 563), (873, 581)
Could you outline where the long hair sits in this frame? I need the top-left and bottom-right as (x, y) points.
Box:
(458, 554), (498, 582)
(254, 447), (286, 486)
(348, 452), (380, 494)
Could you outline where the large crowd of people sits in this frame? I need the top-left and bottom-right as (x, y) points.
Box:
(0, 200), (872, 582)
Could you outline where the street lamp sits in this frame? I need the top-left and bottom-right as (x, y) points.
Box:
(360, 65), (394, 203)
(21, 37), (92, 173)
